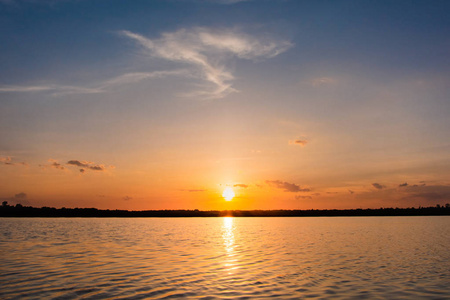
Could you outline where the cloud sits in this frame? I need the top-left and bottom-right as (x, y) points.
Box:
(372, 183), (385, 190)
(46, 159), (65, 170)
(0, 192), (30, 205)
(0, 28), (291, 99)
(289, 139), (308, 146)
(404, 185), (450, 202)
(307, 77), (337, 87)
(0, 156), (13, 165)
(0, 71), (186, 96)
(399, 182), (408, 187)
(0, 84), (102, 95)
(15, 192), (27, 199)
(266, 180), (310, 192)
(123, 196), (132, 201)
(0, 156), (28, 166)
(120, 27), (292, 98)
(234, 184), (248, 188)
(349, 190), (355, 194)
(66, 160), (110, 172)
(295, 195), (312, 200)
(99, 70), (189, 89)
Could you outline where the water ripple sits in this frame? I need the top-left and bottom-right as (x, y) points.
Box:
(1, 217), (449, 299)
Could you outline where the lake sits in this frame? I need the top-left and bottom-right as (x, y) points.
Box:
(1, 217), (449, 299)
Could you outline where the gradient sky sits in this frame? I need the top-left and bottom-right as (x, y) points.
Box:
(1, 0), (449, 210)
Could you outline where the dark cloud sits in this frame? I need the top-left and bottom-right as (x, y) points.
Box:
(372, 183), (385, 190)
(1, 192), (30, 205)
(399, 182), (408, 187)
(404, 185), (450, 202)
(15, 192), (27, 199)
(89, 165), (105, 171)
(80, 169), (85, 173)
(51, 162), (65, 170)
(234, 184), (248, 188)
(349, 190), (354, 194)
(0, 156), (28, 166)
(295, 195), (312, 200)
(67, 160), (89, 167)
(123, 196), (132, 201)
(289, 139), (308, 146)
(67, 160), (107, 172)
(0, 156), (13, 165)
(266, 180), (310, 192)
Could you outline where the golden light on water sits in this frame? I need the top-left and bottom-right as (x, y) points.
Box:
(222, 217), (238, 274)
(222, 187), (235, 201)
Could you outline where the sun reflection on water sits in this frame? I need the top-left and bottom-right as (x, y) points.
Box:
(222, 217), (238, 274)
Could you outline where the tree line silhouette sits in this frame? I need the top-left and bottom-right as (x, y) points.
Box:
(1, 201), (450, 217)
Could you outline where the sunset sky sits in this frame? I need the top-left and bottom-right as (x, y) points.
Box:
(1, 0), (449, 210)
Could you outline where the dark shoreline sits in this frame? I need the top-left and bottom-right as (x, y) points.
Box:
(1, 203), (449, 217)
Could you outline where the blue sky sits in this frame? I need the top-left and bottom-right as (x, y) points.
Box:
(1, 0), (449, 209)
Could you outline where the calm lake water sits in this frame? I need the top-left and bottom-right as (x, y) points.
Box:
(1, 217), (449, 299)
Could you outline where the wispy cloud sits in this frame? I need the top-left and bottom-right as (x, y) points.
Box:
(266, 180), (310, 192)
(120, 27), (292, 98)
(295, 195), (312, 200)
(0, 28), (290, 99)
(0, 70), (187, 96)
(0, 156), (28, 166)
(99, 70), (190, 90)
(234, 184), (248, 188)
(289, 139), (308, 146)
(307, 77), (337, 87)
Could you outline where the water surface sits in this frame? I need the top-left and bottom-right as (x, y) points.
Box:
(1, 217), (449, 299)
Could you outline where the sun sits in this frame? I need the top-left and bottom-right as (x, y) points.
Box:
(222, 187), (235, 201)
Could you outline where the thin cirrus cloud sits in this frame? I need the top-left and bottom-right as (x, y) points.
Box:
(0, 70), (188, 96)
(266, 180), (310, 193)
(120, 27), (292, 98)
(0, 28), (290, 99)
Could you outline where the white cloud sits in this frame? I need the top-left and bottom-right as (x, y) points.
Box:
(100, 70), (190, 89)
(0, 70), (187, 96)
(0, 28), (291, 99)
(0, 85), (54, 92)
(121, 27), (292, 98)
(307, 77), (337, 87)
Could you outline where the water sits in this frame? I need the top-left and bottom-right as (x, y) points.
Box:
(1, 217), (449, 299)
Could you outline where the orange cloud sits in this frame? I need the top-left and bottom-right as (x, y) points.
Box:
(289, 139), (308, 146)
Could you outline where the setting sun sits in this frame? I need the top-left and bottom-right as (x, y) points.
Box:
(222, 187), (235, 201)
